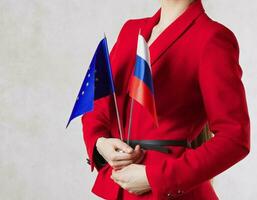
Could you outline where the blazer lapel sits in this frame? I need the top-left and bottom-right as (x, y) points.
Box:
(141, 0), (205, 65)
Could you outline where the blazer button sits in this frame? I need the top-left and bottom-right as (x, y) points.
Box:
(167, 192), (175, 199)
(177, 189), (184, 195)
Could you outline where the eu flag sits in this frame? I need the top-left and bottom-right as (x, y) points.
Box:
(66, 37), (115, 128)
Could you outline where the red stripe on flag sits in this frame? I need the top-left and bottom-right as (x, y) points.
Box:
(129, 76), (158, 127)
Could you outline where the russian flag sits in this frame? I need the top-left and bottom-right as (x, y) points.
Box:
(128, 34), (159, 127)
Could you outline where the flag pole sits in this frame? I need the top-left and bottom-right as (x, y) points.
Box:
(113, 91), (124, 141)
(104, 33), (124, 141)
(127, 29), (141, 145)
(127, 98), (134, 145)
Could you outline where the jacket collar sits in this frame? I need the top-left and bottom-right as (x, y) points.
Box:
(140, 0), (205, 65)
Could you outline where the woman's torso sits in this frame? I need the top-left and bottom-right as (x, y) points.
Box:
(92, 2), (229, 199)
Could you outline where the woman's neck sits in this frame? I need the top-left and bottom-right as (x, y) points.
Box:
(158, 0), (195, 30)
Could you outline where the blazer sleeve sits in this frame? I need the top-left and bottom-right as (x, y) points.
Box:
(145, 26), (251, 199)
(81, 20), (131, 173)
(81, 97), (111, 172)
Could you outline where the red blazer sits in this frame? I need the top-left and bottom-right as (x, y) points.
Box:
(82, 0), (250, 199)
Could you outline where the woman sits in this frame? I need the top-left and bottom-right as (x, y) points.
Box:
(82, 0), (251, 199)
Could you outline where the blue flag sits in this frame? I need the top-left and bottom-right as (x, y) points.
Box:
(66, 37), (115, 128)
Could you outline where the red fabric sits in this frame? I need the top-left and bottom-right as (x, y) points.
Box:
(81, 0), (250, 199)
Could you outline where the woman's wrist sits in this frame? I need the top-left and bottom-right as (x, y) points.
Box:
(96, 137), (106, 150)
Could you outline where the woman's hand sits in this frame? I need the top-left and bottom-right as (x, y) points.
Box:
(111, 164), (151, 195)
(96, 137), (145, 170)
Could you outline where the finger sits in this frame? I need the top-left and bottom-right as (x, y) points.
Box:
(135, 150), (145, 164)
(114, 140), (133, 153)
(111, 170), (123, 182)
(112, 167), (119, 172)
(116, 149), (126, 153)
(111, 151), (135, 161)
(111, 168), (117, 174)
(130, 146), (143, 160)
(112, 165), (123, 170)
(133, 145), (142, 155)
(111, 146), (143, 161)
(112, 167), (127, 179)
(134, 144), (141, 151)
(111, 159), (133, 169)
(114, 149), (142, 163)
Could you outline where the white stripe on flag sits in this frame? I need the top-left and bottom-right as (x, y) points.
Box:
(136, 34), (152, 72)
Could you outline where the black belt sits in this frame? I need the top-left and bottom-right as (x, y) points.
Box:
(87, 139), (191, 167)
(124, 139), (191, 154)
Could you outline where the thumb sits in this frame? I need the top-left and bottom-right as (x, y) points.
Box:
(134, 144), (141, 152)
(114, 140), (133, 153)
(135, 149), (145, 164)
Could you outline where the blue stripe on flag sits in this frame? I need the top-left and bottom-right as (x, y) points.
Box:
(134, 55), (154, 93)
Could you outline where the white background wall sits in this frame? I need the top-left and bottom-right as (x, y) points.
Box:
(0, 0), (256, 199)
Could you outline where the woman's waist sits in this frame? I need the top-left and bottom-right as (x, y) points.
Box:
(123, 139), (192, 154)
